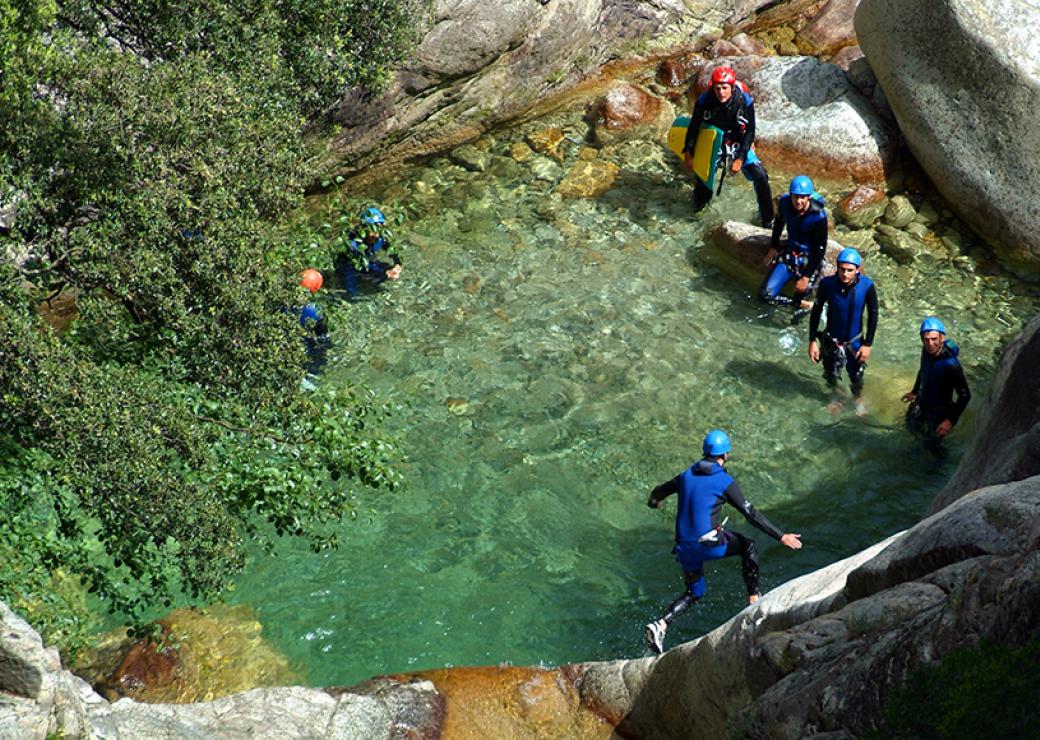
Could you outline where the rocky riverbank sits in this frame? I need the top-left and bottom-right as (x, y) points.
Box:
(3, 0), (1038, 737)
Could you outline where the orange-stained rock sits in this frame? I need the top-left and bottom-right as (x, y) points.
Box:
(656, 58), (685, 88)
(75, 605), (298, 704)
(706, 39), (742, 58)
(102, 636), (178, 699)
(525, 129), (566, 162)
(592, 84), (673, 147)
(835, 185), (888, 228)
(392, 664), (614, 740)
(556, 160), (620, 198)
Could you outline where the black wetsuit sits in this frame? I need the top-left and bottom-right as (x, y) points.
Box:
(907, 340), (971, 444)
(682, 88), (774, 226)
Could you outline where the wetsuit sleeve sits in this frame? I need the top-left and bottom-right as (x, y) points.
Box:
(648, 475), (680, 507)
(683, 95), (706, 154)
(947, 364), (971, 423)
(770, 212), (784, 249)
(808, 280), (830, 342)
(804, 218), (829, 282)
(863, 283), (879, 346)
(389, 253), (401, 266)
(740, 98), (756, 159)
(723, 482), (784, 540)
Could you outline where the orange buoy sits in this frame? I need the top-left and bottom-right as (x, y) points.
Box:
(300, 268), (323, 294)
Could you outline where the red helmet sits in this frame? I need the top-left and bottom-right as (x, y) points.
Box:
(711, 66), (737, 85)
(300, 268), (323, 294)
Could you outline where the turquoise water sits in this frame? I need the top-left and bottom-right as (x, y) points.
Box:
(231, 109), (1038, 686)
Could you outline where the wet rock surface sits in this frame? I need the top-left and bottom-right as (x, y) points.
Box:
(592, 83), (673, 147)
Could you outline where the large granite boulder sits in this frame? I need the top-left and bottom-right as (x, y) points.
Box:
(322, 0), (802, 178)
(855, 0), (1040, 276)
(321, 0), (781, 180)
(688, 55), (897, 188)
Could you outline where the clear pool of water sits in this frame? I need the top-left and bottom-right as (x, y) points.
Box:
(230, 110), (1038, 686)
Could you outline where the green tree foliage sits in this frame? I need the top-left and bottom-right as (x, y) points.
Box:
(0, 0), (421, 648)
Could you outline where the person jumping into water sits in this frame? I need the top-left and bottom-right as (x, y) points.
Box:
(644, 429), (802, 654)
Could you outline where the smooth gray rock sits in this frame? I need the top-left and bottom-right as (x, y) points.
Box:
(882, 194), (916, 228)
(847, 478), (1040, 600)
(856, 0), (1040, 275)
(0, 601), (55, 700)
(323, 0), (777, 179)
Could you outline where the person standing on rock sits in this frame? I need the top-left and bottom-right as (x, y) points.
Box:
(683, 66), (774, 227)
(807, 248), (878, 415)
(644, 429), (802, 654)
(902, 317), (971, 454)
(760, 175), (828, 318)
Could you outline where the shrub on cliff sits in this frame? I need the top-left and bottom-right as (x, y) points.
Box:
(873, 640), (1040, 739)
(0, 0), (421, 649)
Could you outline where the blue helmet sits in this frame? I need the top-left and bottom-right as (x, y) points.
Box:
(703, 429), (732, 456)
(920, 316), (946, 335)
(361, 207), (386, 226)
(789, 175), (814, 196)
(836, 247), (862, 267)
(299, 303), (322, 327)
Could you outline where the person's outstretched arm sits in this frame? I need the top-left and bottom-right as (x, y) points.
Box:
(647, 475), (680, 508)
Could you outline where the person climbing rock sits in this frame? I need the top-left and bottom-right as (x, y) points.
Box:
(644, 429), (802, 654)
(807, 247), (878, 415)
(682, 66), (774, 227)
(335, 206), (403, 299)
(760, 175), (828, 318)
(902, 317), (971, 454)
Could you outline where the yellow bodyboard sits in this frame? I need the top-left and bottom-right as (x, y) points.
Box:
(666, 117), (724, 189)
(691, 125), (723, 188)
(666, 116), (691, 157)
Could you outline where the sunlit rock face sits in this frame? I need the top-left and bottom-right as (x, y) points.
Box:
(856, 0), (1040, 276)
(321, 0), (780, 180)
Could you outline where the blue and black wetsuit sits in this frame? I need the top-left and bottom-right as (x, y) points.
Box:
(907, 340), (971, 441)
(297, 303), (330, 375)
(683, 87), (774, 226)
(335, 232), (401, 298)
(647, 459), (784, 625)
(809, 273), (878, 395)
(760, 194), (828, 307)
